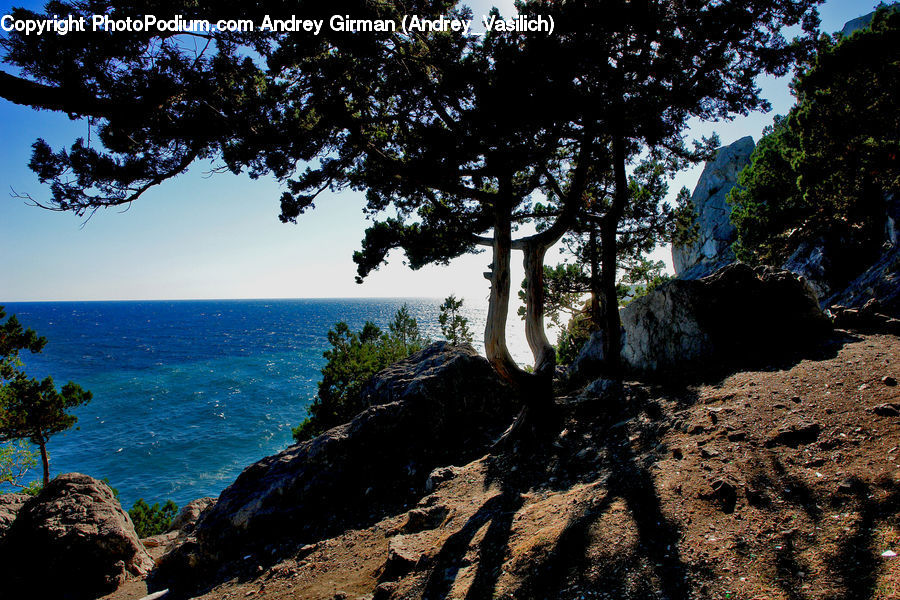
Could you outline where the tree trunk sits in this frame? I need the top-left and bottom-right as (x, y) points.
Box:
(485, 193), (523, 383)
(39, 439), (49, 487)
(599, 133), (630, 371)
(522, 241), (555, 376)
(588, 227), (602, 330)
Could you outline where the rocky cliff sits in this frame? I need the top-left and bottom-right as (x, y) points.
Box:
(672, 136), (755, 279)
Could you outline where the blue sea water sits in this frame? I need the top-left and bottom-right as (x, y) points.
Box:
(0, 298), (532, 508)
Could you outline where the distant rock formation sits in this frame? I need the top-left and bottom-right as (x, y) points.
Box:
(672, 136), (755, 279)
(618, 264), (831, 373)
(840, 3), (899, 37)
(156, 342), (515, 592)
(0, 473), (154, 600)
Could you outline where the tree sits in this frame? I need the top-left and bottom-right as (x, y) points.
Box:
(730, 6), (899, 288)
(0, 375), (92, 486)
(129, 498), (179, 538)
(293, 306), (429, 442)
(522, 0), (820, 367)
(0, 306), (92, 486)
(438, 295), (473, 346)
(2, 0), (820, 389)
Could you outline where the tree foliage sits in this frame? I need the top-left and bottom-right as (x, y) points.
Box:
(0, 307), (92, 485)
(0, 440), (38, 490)
(730, 6), (899, 284)
(292, 306), (429, 443)
(438, 295), (473, 346)
(128, 498), (178, 538)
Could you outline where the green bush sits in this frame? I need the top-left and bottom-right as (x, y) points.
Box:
(128, 498), (178, 538)
(292, 305), (429, 443)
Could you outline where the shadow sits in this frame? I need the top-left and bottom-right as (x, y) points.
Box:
(828, 479), (900, 600)
(430, 389), (696, 600)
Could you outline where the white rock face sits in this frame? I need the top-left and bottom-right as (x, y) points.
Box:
(672, 136), (755, 280)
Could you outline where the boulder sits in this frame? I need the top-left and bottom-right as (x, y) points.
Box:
(0, 493), (29, 539)
(620, 264), (831, 373)
(672, 136), (755, 279)
(565, 330), (606, 383)
(156, 342), (514, 589)
(0, 473), (154, 600)
(169, 496), (216, 534)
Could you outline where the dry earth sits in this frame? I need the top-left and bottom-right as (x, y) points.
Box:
(107, 332), (900, 600)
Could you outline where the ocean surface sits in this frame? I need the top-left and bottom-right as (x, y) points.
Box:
(0, 299), (535, 508)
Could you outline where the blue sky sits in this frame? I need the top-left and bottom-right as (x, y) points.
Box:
(0, 0), (885, 302)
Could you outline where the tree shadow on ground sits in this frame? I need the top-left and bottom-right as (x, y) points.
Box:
(413, 389), (697, 600)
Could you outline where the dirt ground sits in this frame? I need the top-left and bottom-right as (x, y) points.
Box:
(108, 332), (900, 600)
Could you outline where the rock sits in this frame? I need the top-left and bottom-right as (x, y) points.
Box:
(169, 497), (216, 534)
(672, 136), (755, 279)
(826, 245), (900, 318)
(620, 264), (831, 373)
(870, 403), (900, 417)
(782, 238), (833, 301)
(566, 330), (606, 383)
(402, 505), (449, 534)
(157, 342), (514, 590)
(425, 465), (464, 494)
(0, 493), (29, 540)
(580, 377), (622, 401)
(0, 473), (154, 600)
(142, 531), (178, 548)
(383, 534), (424, 579)
(767, 422), (822, 448)
(883, 376), (898, 386)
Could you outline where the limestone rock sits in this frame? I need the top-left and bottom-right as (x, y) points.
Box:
(672, 136), (755, 279)
(827, 244), (900, 318)
(0, 473), (154, 600)
(620, 264), (831, 373)
(169, 496), (216, 534)
(566, 330), (606, 383)
(156, 342), (514, 590)
(782, 238), (833, 301)
(0, 493), (29, 540)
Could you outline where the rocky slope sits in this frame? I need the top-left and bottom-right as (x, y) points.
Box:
(97, 331), (899, 600)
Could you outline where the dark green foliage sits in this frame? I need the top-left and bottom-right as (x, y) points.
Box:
(730, 7), (899, 282)
(292, 306), (429, 443)
(0, 306), (46, 381)
(438, 296), (473, 346)
(128, 498), (178, 538)
(0, 307), (91, 485)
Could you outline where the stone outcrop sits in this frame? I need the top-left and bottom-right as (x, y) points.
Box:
(672, 136), (755, 279)
(827, 245), (900, 318)
(169, 496), (216, 534)
(620, 264), (831, 373)
(156, 342), (514, 590)
(0, 493), (29, 540)
(0, 473), (154, 600)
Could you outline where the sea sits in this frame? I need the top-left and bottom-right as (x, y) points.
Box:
(0, 299), (535, 508)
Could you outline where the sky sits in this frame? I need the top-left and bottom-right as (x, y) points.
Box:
(0, 0), (886, 302)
